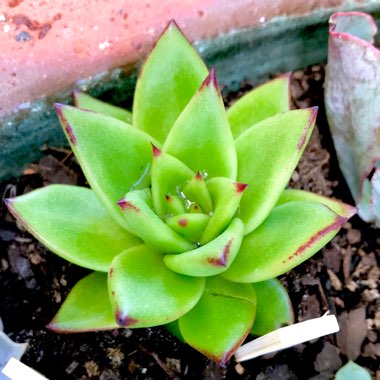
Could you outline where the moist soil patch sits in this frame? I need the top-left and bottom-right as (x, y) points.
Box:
(1, 65), (379, 380)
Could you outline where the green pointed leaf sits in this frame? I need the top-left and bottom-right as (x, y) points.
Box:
(250, 279), (294, 336)
(164, 218), (244, 276)
(55, 104), (157, 229)
(164, 70), (237, 179)
(182, 172), (213, 214)
(73, 91), (133, 124)
(118, 189), (193, 253)
(335, 361), (372, 380)
(165, 194), (186, 215)
(6, 185), (140, 271)
(200, 177), (247, 244)
(151, 147), (194, 218)
(133, 21), (208, 143)
(227, 75), (290, 138)
(48, 272), (118, 332)
(222, 201), (347, 283)
(277, 188), (357, 218)
(108, 245), (205, 328)
(236, 108), (317, 234)
(179, 277), (256, 364)
(166, 213), (210, 243)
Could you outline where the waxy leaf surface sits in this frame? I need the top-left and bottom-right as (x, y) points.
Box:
(227, 75), (290, 138)
(182, 173), (213, 214)
(108, 246), (205, 328)
(55, 104), (155, 229)
(179, 277), (256, 365)
(119, 189), (193, 253)
(325, 12), (380, 225)
(151, 149), (194, 218)
(48, 272), (118, 332)
(6, 185), (140, 271)
(277, 189), (356, 218)
(223, 201), (346, 282)
(164, 218), (244, 276)
(166, 213), (210, 243)
(73, 91), (133, 124)
(250, 279), (294, 336)
(164, 70), (237, 179)
(133, 21), (208, 143)
(200, 177), (246, 244)
(236, 108), (317, 234)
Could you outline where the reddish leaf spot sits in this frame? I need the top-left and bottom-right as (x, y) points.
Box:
(178, 218), (188, 227)
(111, 291), (115, 296)
(234, 182), (249, 193)
(151, 144), (161, 157)
(54, 104), (77, 145)
(298, 107), (318, 150)
(115, 310), (138, 327)
(109, 268), (114, 278)
(284, 215), (346, 263)
(207, 239), (233, 267)
(117, 199), (139, 212)
(165, 195), (172, 202)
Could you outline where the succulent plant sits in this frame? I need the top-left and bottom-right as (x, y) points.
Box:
(5, 21), (356, 364)
(325, 12), (380, 226)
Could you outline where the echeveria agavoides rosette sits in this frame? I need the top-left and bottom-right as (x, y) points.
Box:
(6, 20), (356, 364)
(325, 11), (380, 226)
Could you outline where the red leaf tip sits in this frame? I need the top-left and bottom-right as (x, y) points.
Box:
(234, 182), (249, 193)
(4, 198), (13, 209)
(151, 144), (161, 157)
(168, 19), (180, 30)
(309, 106), (318, 122)
(195, 171), (203, 180)
(200, 68), (220, 93)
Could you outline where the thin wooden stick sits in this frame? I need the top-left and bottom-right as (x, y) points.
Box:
(234, 313), (339, 362)
(2, 358), (48, 380)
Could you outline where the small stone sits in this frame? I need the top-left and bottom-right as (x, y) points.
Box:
(362, 342), (380, 358)
(106, 347), (124, 367)
(337, 307), (367, 360)
(65, 361), (79, 374)
(235, 363), (245, 375)
(367, 330), (377, 342)
(346, 229), (361, 244)
(314, 341), (342, 373)
(334, 297), (345, 308)
(166, 358), (181, 374)
(345, 280), (358, 292)
(362, 289), (380, 302)
(84, 361), (100, 377)
(327, 269), (343, 291)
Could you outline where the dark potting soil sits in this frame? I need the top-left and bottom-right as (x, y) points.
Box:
(1, 65), (379, 380)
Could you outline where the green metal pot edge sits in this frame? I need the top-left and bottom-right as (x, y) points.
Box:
(1, 4), (379, 181)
